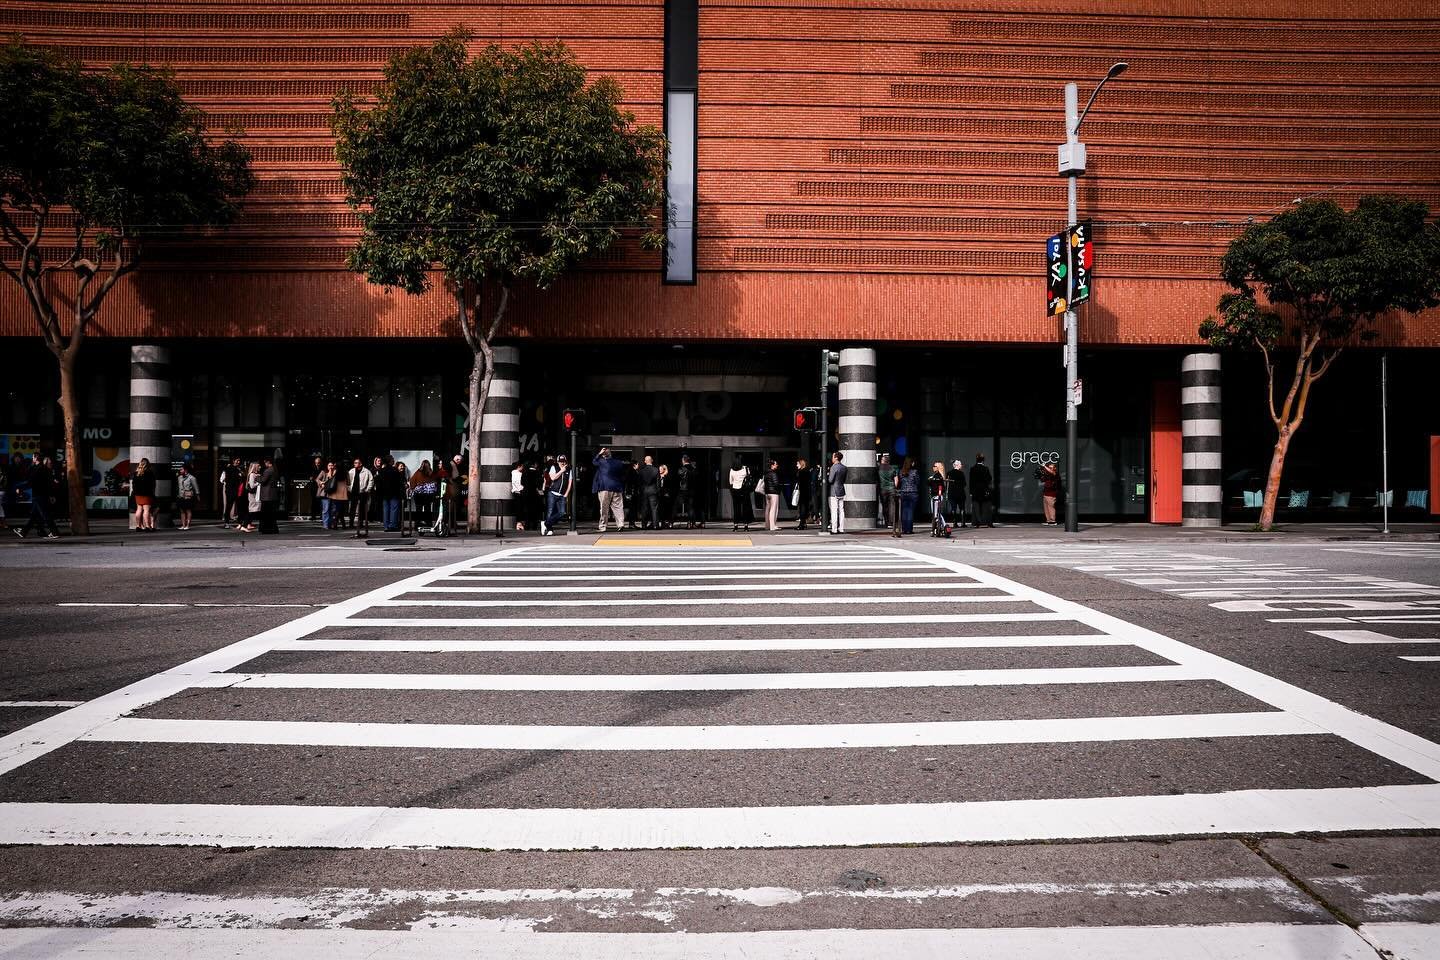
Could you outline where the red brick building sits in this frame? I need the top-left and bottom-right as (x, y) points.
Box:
(3, 1), (1438, 525)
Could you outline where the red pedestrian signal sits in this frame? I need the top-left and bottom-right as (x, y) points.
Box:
(793, 407), (819, 432)
(562, 408), (586, 433)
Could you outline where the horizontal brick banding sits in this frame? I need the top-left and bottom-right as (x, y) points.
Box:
(4, 0), (1439, 351)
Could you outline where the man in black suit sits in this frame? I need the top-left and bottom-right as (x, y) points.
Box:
(969, 453), (994, 528)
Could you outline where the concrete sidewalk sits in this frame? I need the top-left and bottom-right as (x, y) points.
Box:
(4, 516), (1436, 547)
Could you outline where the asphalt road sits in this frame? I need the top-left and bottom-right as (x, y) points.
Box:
(0, 529), (1437, 958)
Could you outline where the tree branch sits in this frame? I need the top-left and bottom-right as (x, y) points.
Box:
(485, 283), (510, 343)
(1309, 347), (1342, 384)
(1254, 334), (1279, 427)
(39, 220), (85, 280)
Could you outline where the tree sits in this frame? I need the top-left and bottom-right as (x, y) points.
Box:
(1200, 195), (1440, 530)
(0, 39), (253, 534)
(332, 30), (665, 530)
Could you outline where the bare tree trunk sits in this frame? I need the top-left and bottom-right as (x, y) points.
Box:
(1257, 426), (1292, 532)
(460, 283), (508, 533)
(465, 346), (488, 532)
(1256, 347), (1330, 532)
(57, 348), (89, 536)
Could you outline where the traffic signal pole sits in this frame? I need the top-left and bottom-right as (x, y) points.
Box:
(819, 350), (830, 536)
(1063, 82), (1080, 534)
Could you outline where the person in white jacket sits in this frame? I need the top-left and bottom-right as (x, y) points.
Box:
(347, 457), (374, 537)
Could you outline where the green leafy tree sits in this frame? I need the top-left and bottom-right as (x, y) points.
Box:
(1200, 195), (1440, 530)
(332, 30), (665, 530)
(0, 39), (253, 534)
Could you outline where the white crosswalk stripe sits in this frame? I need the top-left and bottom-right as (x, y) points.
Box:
(979, 542), (1440, 662)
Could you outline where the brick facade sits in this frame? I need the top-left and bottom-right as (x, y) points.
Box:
(4, 0), (1438, 345)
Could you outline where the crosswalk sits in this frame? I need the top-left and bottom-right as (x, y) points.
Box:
(978, 542), (1440, 665)
(2, 544), (1440, 852)
(1, 543), (1438, 952)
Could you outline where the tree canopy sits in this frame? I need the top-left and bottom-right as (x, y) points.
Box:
(0, 38), (253, 534)
(1198, 194), (1440, 530)
(331, 30), (666, 299)
(331, 29), (666, 529)
(1201, 195), (1440, 363)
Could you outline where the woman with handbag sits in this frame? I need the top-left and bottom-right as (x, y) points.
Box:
(727, 455), (753, 531)
(793, 457), (812, 530)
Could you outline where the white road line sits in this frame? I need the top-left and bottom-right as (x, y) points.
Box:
(372, 593), (1020, 608)
(87, 711), (1314, 751)
(270, 634), (1123, 653)
(0, 548), (531, 778)
(229, 565), (435, 570)
(1310, 630), (1440, 645)
(1400, 656), (1440, 662)
(336, 612), (1072, 628)
(901, 548), (1440, 781)
(0, 701), (83, 708)
(228, 664), (1206, 691)
(0, 923), (1415, 960)
(447, 571), (962, 581)
(411, 581), (992, 594)
(3, 783), (1436, 850)
(57, 602), (328, 609)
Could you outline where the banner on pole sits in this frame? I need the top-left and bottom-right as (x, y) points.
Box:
(1045, 222), (1095, 315)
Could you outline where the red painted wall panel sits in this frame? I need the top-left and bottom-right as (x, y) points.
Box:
(1151, 380), (1182, 524)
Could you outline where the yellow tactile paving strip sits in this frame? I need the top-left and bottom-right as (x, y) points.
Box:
(595, 537), (753, 547)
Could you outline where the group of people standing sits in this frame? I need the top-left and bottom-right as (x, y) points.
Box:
(876, 453), (997, 537)
(215, 453), (467, 537)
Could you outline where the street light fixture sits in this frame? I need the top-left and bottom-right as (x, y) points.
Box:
(1057, 61), (1127, 533)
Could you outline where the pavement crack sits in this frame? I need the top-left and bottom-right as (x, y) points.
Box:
(1241, 837), (1387, 956)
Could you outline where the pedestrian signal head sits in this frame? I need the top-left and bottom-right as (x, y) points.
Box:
(561, 408), (587, 433)
(793, 407), (819, 432)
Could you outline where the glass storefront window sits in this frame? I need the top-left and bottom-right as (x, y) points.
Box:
(367, 377), (390, 428)
(393, 376), (417, 428)
(420, 375), (442, 428)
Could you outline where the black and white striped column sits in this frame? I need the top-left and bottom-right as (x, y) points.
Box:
(129, 344), (172, 528)
(1181, 352), (1222, 527)
(478, 346), (521, 531)
(837, 347), (878, 524)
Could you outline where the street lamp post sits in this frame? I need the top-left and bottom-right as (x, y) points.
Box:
(1058, 61), (1127, 533)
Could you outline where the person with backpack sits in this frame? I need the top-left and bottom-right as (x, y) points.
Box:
(542, 454), (571, 536)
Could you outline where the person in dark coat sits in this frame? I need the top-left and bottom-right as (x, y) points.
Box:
(19, 455), (60, 539)
(948, 459), (968, 528)
(793, 457), (813, 530)
(635, 455), (660, 529)
(258, 457), (281, 534)
(969, 453), (995, 528)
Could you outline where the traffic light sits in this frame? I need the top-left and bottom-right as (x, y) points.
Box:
(822, 350), (840, 387)
(561, 408), (587, 433)
(793, 407), (820, 432)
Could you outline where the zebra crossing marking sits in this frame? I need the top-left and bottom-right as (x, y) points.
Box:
(978, 543), (1440, 664)
(1, 543), (1438, 851)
